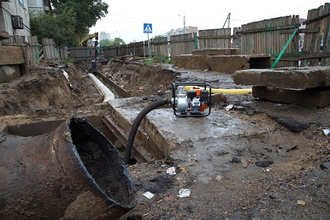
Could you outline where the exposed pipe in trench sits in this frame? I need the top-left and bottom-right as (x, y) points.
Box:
(0, 117), (136, 219)
(88, 73), (115, 102)
(86, 72), (169, 164)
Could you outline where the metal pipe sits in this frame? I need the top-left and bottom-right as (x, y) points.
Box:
(88, 73), (115, 102)
(0, 116), (136, 220)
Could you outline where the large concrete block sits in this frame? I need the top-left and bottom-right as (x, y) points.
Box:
(252, 86), (330, 107)
(0, 30), (10, 40)
(206, 55), (249, 74)
(173, 55), (209, 70)
(192, 48), (240, 56)
(234, 67), (330, 89)
(0, 46), (25, 65)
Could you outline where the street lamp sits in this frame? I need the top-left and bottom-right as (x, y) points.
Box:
(178, 14), (186, 34)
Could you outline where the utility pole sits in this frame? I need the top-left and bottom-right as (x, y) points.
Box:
(222, 13), (231, 28)
(179, 14), (186, 34)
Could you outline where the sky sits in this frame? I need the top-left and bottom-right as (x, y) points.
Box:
(89, 0), (327, 44)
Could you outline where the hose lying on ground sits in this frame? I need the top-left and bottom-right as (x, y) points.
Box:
(184, 86), (252, 94)
(124, 99), (170, 164)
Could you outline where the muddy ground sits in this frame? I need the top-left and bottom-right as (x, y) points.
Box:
(0, 58), (329, 219)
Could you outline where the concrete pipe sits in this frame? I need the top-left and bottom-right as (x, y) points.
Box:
(0, 116), (136, 220)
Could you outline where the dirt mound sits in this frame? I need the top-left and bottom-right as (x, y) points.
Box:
(0, 62), (102, 117)
(104, 60), (179, 97)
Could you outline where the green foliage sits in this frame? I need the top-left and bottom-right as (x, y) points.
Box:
(50, 0), (108, 37)
(143, 56), (173, 66)
(100, 37), (126, 48)
(65, 57), (75, 63)
(30, 10), (78, 46)
(157, 56), (173, 64)
(100, 39), (111, 47)
(30, 0), (109, 46)
(111, 37), (126, 46)
(143, 60), (158, 66)
(154, 35), (165, 39)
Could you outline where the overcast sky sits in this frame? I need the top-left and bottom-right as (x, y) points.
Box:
(90, 0), (327, 43)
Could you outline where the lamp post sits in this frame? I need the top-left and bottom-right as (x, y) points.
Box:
(178, 14), (186, 34)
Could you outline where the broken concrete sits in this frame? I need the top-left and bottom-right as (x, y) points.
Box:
(0, 46), (25, 66)
(0, 46), (26, 83)
(234, 67), (330, 89)
(192, 48), (240, 56)
(253, 86), (330, 107)
(234, 67), (330, 107)
(0, 30), (10, 40)
(173, 53), (270, 74)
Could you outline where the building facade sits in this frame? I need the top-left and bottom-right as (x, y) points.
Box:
(28, 0), (50, 13)
(0, 0), (31, 37)
(99, 31), (111, 41)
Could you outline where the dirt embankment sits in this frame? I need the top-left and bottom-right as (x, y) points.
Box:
(0, 59), (329, 220)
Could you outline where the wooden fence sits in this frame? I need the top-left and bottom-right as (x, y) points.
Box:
(2, 3), (328, 67)
(198, 28), (231, 49)
(239, 3), (330, 67)
(1, 36), (69, 66)
(69, 46), (96, 60)
(2, 36), (40, 66)
(301, 3), (330, 66)
(102, 40), (149, 58)
(239, 15), (300, 67)
(152, 36), (169, 58)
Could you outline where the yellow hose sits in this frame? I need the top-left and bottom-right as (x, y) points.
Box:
(184, 86), (252, 94)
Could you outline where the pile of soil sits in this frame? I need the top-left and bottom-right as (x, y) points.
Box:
(0, 58), (329, 219)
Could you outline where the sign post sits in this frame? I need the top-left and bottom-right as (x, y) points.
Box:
(143, 23), (152, 60)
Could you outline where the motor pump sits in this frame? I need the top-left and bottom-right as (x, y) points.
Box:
(171, 82), (211, 117)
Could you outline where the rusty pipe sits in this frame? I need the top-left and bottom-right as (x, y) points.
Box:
(0, 116), (136, 220)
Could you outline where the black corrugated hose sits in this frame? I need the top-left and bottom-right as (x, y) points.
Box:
(124, 99), (170, 164)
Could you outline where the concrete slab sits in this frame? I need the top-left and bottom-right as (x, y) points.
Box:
(173, 54), (271, 74)
(0, 30), (10, 40)
(173, 55), (209, 70)
(107, 97), (263, 163)
(234, 67), (330, 89)
(206, 55), (249, 73)
(252, 86), (330, 107)
(0, 46), (25, 65)
(192, 48), (240, 56)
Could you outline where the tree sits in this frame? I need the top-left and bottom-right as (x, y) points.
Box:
(50, 0), (108, 37)
(100, 39), (111, 47)
(111, 37), (126, 46)
(100, 38), (126, 48)
(30, 9), (78, 46)
(30, 0), (108, 46)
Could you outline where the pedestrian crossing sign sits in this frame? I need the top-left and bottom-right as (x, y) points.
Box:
(143, 23), (152, 33)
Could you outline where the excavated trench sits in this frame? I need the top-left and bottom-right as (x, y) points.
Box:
(2, 60), (329, 219)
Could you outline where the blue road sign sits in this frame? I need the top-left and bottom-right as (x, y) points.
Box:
(143, 23), (152, 33)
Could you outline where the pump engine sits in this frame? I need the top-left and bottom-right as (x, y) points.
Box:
(171, 82), (211, 117)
